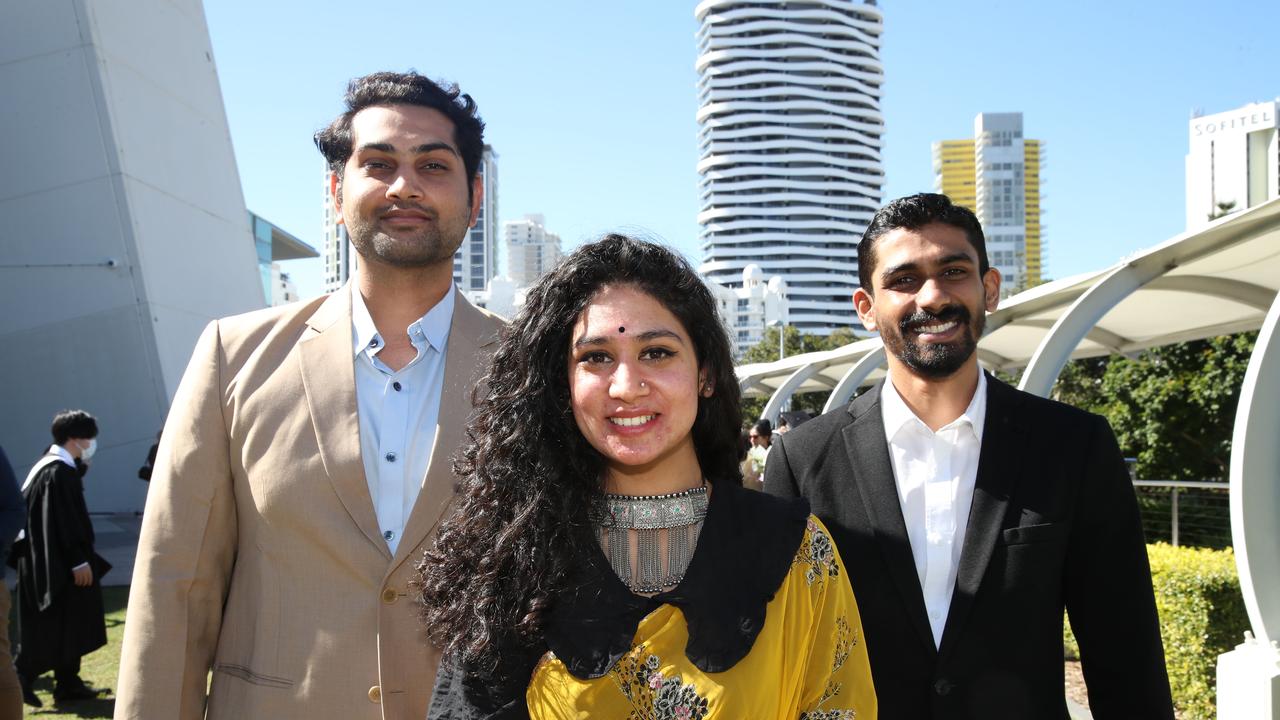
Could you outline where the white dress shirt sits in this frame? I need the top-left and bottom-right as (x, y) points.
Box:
(880, 368), (987, 647)
(351, 285), (454, 556)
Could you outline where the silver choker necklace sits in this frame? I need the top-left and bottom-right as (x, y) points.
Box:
(595, 484), (709, 594)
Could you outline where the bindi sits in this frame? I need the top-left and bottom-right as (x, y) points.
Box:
(618, 326), (625, 334)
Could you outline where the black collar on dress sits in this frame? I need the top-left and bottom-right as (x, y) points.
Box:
(542, 478), (810, 679)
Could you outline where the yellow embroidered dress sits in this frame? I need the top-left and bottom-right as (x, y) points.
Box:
(526, 481), (876, 720)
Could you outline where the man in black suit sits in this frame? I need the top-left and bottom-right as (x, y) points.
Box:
(765, 193), (1173, 719)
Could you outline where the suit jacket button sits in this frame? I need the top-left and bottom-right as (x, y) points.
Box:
(382, 587), (398, 604)
(933, 678), (953, 696)
(368, 685), (382, 703)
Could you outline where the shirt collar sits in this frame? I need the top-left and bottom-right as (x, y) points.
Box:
(881, 366), (987, 442)
(350, 283), (457, 358)
(50, 444), (76, 467)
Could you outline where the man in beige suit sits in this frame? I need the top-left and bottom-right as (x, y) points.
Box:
(115, 72), (503, 719)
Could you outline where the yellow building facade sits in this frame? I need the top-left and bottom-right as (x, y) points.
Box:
(932, 114), (1043, 293)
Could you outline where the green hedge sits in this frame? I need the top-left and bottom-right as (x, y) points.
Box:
(1064, 543), (1250, 720)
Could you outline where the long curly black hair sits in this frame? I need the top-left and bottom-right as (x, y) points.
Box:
(417, 234), (743, 670)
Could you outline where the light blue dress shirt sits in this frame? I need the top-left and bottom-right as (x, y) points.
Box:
(351, 285), (454, 555)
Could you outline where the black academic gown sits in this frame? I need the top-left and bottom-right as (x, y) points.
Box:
(13, 458), (108, 676)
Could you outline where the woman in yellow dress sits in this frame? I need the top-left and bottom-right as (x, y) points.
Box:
(419, 235), (876, 719)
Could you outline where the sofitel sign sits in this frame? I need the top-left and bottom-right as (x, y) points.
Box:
(1192, 105), (1276, 136)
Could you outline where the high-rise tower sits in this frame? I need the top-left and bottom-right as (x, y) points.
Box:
(695, 0), (885, 335)
(455, 144), (499, 292)
(321, 169), (353, 294)
(933, 112), (1043, 293)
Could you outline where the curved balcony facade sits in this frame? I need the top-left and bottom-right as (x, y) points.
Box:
(695, 0), (885, 335)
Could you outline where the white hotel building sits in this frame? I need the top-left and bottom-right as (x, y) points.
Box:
(710, 265), (789, 358)
(695, 0), (885, 336)
(1186, 100), (1279, 230)
(504, 213), (563, 287)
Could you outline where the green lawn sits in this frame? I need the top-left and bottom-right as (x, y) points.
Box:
(17, 585), (127, 719)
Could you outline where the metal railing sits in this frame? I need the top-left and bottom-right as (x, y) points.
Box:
(1132, 479), (1231, 549)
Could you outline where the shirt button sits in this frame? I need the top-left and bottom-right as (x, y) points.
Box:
(383, 530), (395, 541)
(382, 587), (399, 604)
(368, 685), (382, 704)
(392, 381), (402, 391)
(385, 452), (397, 463)
(369, 339), (379, 348)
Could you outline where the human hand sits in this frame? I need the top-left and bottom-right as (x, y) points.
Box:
(72, 565), (93, 587)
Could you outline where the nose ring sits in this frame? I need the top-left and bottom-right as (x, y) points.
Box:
(639, 381), (647, 389)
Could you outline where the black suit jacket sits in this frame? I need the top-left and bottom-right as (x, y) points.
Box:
(765, 374), (1173, 719)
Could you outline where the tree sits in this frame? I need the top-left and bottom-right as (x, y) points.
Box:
(1208, 199), (1238, 222)
(1052, 332), (1257, 482)
(740, 326), (827, 365)
(739, 327), (863, 423)
(825, 326), (859, 350)
(1007, 275), (1053, 296)
(1051, 355), (1109, 413)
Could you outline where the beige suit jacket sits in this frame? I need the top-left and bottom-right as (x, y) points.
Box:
(115, 287), (503, 719)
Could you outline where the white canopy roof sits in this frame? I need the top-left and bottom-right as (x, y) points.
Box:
(736, 197), (1280, 401)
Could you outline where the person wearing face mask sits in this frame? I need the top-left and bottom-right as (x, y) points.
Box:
(12, 409), (109, 706)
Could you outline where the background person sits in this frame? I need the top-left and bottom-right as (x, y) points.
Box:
(419, 235), (876, 719)
(0, 445), (27, 718)
(777, 410), (811, 435)
(136, 430), (160, 482)
(738, 430), (761, 490)
(13, 410), (108, 706)
(746, 418), (771, 479)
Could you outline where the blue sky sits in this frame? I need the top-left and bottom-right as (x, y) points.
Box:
(206, 1), (1278, 299)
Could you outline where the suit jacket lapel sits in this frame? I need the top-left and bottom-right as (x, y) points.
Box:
(938, 373), (1019, 661)
(843, 384), (937, 655)
(298, 287), (389, 558)
(391, 290), (499, 571)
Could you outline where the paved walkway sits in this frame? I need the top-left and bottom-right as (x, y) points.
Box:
(92, 512), (143, 587)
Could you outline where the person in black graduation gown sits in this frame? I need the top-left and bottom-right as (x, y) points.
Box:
(0, 445), (28, 718)
(12, 410), (109, 705)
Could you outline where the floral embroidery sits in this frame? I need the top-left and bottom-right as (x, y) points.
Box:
(799, 711), (856, 720)
(799, 617), (860, 720)
(611, 649), (710, 720)
(797, 518), (841, 586)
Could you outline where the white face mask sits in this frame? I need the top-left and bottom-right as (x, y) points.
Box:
(81, 438), (97, 460)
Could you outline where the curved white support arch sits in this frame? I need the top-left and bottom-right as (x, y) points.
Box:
(1019, 262), (1165, 397)
(1017, 319), (1131, 355)
(1147, 275), (1277, 311)
(975, 347), (1016, 371)
(823, 345), (885, 413)
(1229, 290), (1280, 644)
(760, 362), (822, 425)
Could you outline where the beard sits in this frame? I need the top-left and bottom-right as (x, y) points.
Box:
(879, 304), (983, 379)
(345, 202), (469, 268)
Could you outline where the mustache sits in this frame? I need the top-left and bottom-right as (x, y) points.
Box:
(899, 305), (970, 333)
(379, 203), (436, 219)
